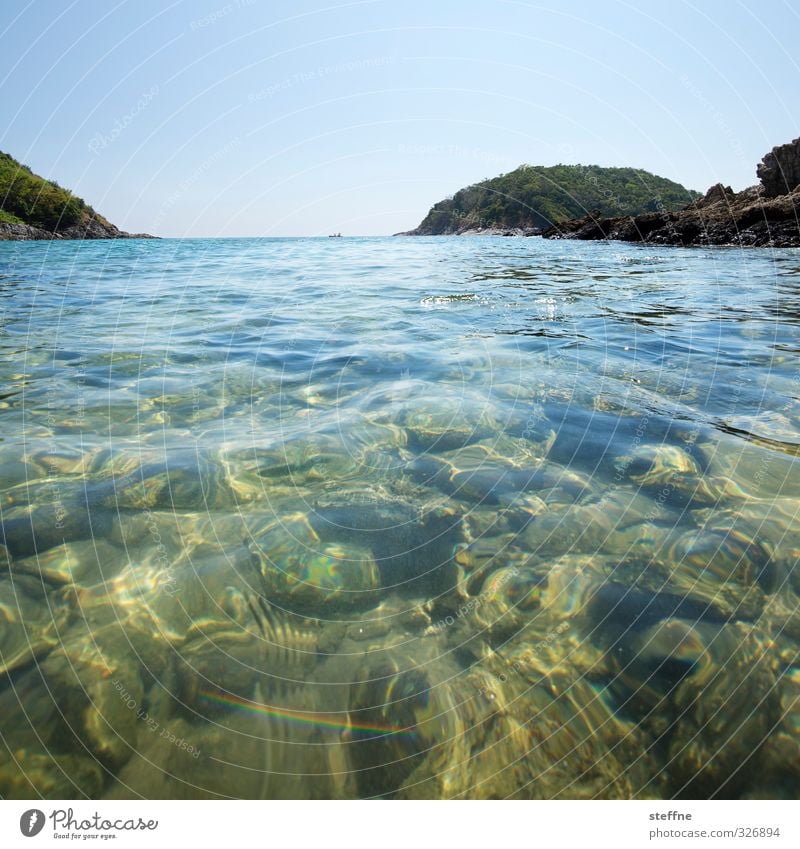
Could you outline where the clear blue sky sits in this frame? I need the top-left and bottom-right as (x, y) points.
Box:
(1, 0), (798, 236)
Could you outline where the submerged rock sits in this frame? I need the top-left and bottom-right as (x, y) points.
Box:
(656, 623), (779, 797)
(250, 515), (383, 612)
(249, 502), (463, 614)
(0, 495), (113, 559)
(614, 443), (700, 486)
(585, 582), (780, 796)
(0, 749), (105, 799)
(91, 453), (235, 512)
(0, 577), (72, 676)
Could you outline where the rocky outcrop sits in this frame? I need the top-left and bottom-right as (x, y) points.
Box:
(543, 141), (800, 247)
(757, 137), (800, 198)
(0, 222), (54, 240)
(0, 217), (154, 241)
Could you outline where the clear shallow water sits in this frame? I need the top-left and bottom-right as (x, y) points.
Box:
(1, 235), (799, 799)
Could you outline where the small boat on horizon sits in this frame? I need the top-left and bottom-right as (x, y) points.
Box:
(328, 232), (342, 237)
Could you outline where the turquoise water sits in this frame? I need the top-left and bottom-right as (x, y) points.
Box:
(1, 236), (799, 799)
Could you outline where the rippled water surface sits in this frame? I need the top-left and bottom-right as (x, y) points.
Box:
(1, 236), (799, 799)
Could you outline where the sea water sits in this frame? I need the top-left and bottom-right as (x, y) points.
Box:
(0, 236), (798, 798)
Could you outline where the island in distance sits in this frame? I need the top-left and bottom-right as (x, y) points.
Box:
(399, 138), (800, 248)
(397, 163), (700, 236)
(0, 150), (153, 240)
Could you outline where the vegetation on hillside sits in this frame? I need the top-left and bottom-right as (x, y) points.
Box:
(0, 208), (24, 225)
(0, 150), (98, 231)
(411, 164), (701, 233)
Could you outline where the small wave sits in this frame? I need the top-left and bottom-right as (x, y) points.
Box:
(420, 293), (480, 306)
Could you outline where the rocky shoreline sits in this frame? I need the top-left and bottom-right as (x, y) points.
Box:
(543, 138), (800, 248)
(0, 218), (155, 241)
(395, 225), (543, 237)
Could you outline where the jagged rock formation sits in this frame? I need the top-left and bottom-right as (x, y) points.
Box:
(757, 137), (800, 198)
(543, 140), (800, 247)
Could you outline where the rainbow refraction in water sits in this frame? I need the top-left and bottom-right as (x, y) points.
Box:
(0, 235), (799, 799)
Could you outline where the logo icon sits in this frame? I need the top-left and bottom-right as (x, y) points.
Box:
(19, 810), (45, 837)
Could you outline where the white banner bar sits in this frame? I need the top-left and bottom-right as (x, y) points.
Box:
(0, 800), (796, 849)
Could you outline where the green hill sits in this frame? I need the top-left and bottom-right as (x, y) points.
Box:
(403, 163), (701, 234)
(0, 150), (112, 233)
